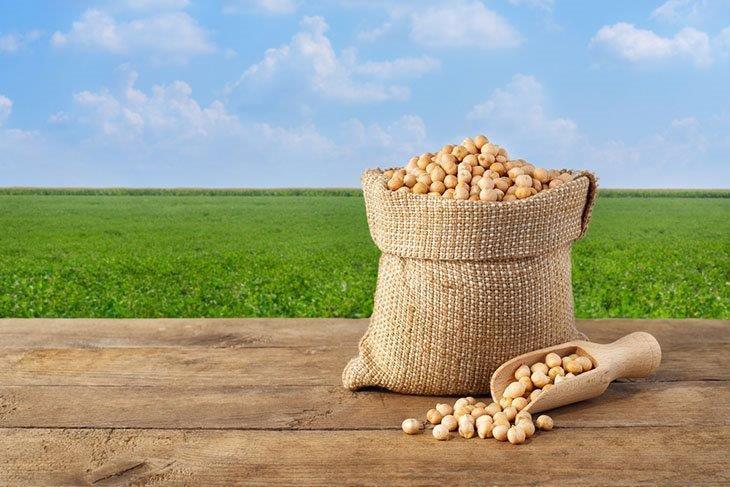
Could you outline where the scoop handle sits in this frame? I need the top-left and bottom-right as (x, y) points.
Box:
(592, 332), (662, 381)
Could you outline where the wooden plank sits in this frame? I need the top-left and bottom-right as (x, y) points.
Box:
(0, 381), (727, 429)
(0, 318), (726, 349)
(0, 342), (725, 387)
(0, 427), (727, 485)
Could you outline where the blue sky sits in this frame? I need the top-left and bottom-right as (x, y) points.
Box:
(1, 0), (729, 188)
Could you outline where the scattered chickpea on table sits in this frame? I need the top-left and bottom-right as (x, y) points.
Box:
(400, 350), (595, 445)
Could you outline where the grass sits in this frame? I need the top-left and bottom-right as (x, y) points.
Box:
(0, 191), (727, 319)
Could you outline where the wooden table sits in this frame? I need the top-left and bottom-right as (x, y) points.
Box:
(0, 318), (727, 485)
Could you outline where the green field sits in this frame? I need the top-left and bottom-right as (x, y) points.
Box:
(0, 191), (727, 319)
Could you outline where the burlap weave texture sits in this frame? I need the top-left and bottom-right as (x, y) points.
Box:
(342, 169), (598, 395)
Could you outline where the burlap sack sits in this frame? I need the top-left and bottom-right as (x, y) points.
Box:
(342, 169), (598, 395)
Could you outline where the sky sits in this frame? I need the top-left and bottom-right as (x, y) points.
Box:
(1, 0), (729, 188)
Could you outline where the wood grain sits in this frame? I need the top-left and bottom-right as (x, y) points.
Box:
(1, 427), (727, 486)
(0, 318), (727, 485)
(0, 318), (726, 348)
(0, 381), (727, 429)
(0, 342), (725, 388)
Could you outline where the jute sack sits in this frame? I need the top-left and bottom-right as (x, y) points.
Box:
(342, 169), (598, 395)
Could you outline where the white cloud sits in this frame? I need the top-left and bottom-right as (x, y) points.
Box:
(0, 30), (41, 53)
(353, 55), (440, 79)
(0, 95), (11, 126)
(410, 1), (522, 49)
(356, 21), (394, 43)
(590, 22), (713, 67)
(469, 74), (578, 157)
(123, 0), (191, 10)
(508, 0), (553, 11)
(223, 0), (298, 15)
(229, 16), (413, 103)
(51, 9), (215, 62)
(650, 0), (705, 23)
(12, 68), (426, 186)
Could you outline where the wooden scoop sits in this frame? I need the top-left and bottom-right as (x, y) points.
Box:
(490, 332), (662, 414)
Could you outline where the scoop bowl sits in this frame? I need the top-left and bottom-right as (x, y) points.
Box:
(490, 332), (662, 414)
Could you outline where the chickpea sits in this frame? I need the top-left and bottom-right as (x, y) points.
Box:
(481, 143), (499, 157)
(387, 176), (404, 191)
(480, 188), (500, 202)
(462, 154), (478, 166)
(417, 154), (430, 169)
(515, 410), (532, 423)
(489, 162), (506, 175)
(514, 364), (531, 380)
(471, 407), (486, 418)
(441, 144), (454, 154)
(478, 153), (495, 168)
(536, 415), (554, 431)
(576, 356), (594, 371)
(494, 177), (511, 192)
(443, 174), (458, 189)
(478, 176), (495, 190)
(433, 424), (451, 441)
(458, 415), (476, 439)
(519, 376), (534, 393)
(443, 188), (455, 199)
(484, 169), (500, 180)
(512, 397), (528, 411)
(548, 366), (565, 380)
(441, 414), (458, 431)
(531, 371), (550, 388)
(559, 172), (573, 183)
(474, 402), (487, 409)
(562, 356), (573, 368)
(530, 389), (542, 402)
(531, 363), (549, 375)
(430, 181), (446, 194)
(503, 406), (517, 421)
(549, 178), (564, 189)
(412, 182), (428, 194)
(384, 169), (395, 179)
(545, 353), (562, 368)
(492, 424), (509, 442)
(454, 182), (470, 200)
(427, 408), (443, 425)
(436, 403), (453, 417)
(499, 397), (513, 409)
(507, 426), (526, 445)
(402, 418), (422, 435)
(521, 164), (535, 176)
(457, 168), (472, 184)
(485, 402), (501, 416)
(542, 383), (554, 392)
(473, 134), (488, 150)
(503, 194), (517, 202)
(496, 155), (507, 163)
(476, 414), (493, 428)
(533, 167), (549, 183)
(516, 419), (535, 438)
(533, 179), (543, 192)
(462, 139), (478, 155)
(503, 381), (527, 399)
(565, 360), (584, 375)
(403, 174), (417, 188)
(514, 174), (532, 188)
(451, 145), (469, 161)
(430, 166), (446, 182)
(515, 187), (532, 199)
(441, 154), (458, 175)
(472, 165), (485, 176)
(492, 412), (510, 427)
(477, 420), (494, 439)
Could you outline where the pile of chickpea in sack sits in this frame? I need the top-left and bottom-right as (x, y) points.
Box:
(383, 134), (575, 201)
